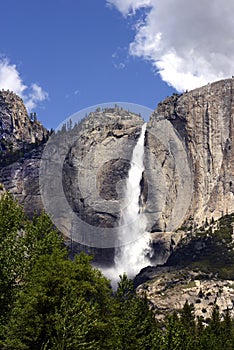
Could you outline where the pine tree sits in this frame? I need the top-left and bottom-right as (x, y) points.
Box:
(0, 193), (26, 337)
(4, 252), (113, 350)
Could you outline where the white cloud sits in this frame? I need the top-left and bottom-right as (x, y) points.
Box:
(108, 0), (234, 91)
(112, 46), (129, 69)
(0, 58), (48, 111)
(107, 0), (151, 16)
(0, 58), (27, 95)
(114, 62), (125, 69)
(24, 83), (48, 111)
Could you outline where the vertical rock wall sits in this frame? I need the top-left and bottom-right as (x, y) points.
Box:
(147, 79), (234, 230)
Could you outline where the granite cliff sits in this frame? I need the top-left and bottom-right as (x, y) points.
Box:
(147, 79), (234, 229)
(63, 108), (144, 230)
(61, 79), (234, 258)
(143, 79), (234, 265)
(43, 108), (144, 263)
(0, 90), (48, 160)
(0, 80), (233, 262)
(0, 90), (48, 216)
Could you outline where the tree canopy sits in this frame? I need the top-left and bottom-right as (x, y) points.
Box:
(0, 193), (234, 349)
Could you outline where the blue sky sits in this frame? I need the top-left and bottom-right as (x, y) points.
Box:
(1, 0), (233, 129)
(0, 0), (173, 128)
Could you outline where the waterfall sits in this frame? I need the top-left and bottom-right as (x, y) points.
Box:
(114, 123), (152, 279)
(99, 123), (152, 286)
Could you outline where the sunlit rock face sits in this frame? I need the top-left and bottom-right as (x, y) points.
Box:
(0, 90), (48, 217)
(0, 90), (48, 157)
(136, 267), (234, 321)
(146, 79), (234, 233)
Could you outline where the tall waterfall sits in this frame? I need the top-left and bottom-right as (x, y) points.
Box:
(99, 123), (152, 286)
(114, 123), (152, 279)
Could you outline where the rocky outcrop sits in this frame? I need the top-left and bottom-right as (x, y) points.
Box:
(137, 267), (234, 321)
(0, 90), (48, 162)
(146, 79), (234, 232)
(0, 90), (48, 216)
(149, 230), (186, 265)
(0, 147), (44, 217)
(136, 212), (234, 318)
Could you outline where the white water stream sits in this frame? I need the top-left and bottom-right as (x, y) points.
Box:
(114, 123), (152, 278)
(100, 123), (152, 286)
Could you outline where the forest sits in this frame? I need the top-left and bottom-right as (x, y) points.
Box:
(0, 193), (234, 349)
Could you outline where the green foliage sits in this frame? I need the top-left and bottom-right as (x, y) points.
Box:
(180, 301), (196, 335)
(114, 274), (160, 350)
(0, 194), (66, 342)
(163, 312), (188, 350)
(167, 213), (234, 279)
(1, 194), (234, 349)
(116, 273), (134, 301)
(22, 212), (65, 273)
(4, 252), (112, 350)
(0, 193), (26, 328)
(0, 137), (48, 167)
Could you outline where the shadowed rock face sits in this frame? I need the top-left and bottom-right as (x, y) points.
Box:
(0, 147), (45, 217)
(62, 110), (143, 230)
(61, 110), (144, 263)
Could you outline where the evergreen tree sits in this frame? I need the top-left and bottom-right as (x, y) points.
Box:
(4, 252), (113, 349)
(114, 274), (159, 350)
(0, 193), (26, 336)
(22, 211), (65, 274)
(180, 301), (196, 336)
(210, 305), (221, 337)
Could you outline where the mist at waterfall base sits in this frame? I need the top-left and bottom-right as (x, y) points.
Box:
(100, 124), (153, 288)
